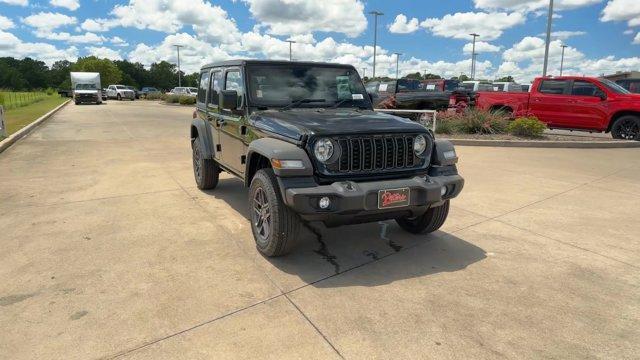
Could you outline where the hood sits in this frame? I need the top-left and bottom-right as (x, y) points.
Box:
(613, 93), (640, 101)
(250, 108), (427, 140)
(74, 90), (99, 94)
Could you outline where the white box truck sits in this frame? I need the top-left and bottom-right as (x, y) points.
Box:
(70, 72), (102, 105)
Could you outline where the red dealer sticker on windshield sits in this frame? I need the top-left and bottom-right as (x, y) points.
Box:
(378, 188), (410, 209)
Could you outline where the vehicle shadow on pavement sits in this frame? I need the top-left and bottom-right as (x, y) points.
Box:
(202, 178), (486, 288)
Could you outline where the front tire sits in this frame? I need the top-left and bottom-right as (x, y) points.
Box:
(192, 139), (219, 190)
(611, 115), (640, 140)
(396, 200), (450, 234)
(249, 169), (301, 257)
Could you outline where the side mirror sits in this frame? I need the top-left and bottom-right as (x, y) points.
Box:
(219, 90), (238, 110)
(598, 92), (607, 101)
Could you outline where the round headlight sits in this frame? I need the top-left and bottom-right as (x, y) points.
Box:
(414, 135), (427, 156)
(314, 138), (334, 163)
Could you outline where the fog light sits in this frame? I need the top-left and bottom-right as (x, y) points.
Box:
(318, 196), (331, 209)
(441, 186), (447, 196)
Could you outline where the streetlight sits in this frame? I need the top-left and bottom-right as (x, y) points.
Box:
(369, 11), (384, 79)
(423, 69), (428, 79)
(560, 44), (568, 76)
(173, 44), (184, 87)
(393, 52), (402, 79)
(285, 40), (296, 61)
(469, 33), (479, 80)
(542, 0), (554, 76)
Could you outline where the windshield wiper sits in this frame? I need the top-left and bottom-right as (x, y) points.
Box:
(279, 98), (325, 111)
(331, 98), (369, 110)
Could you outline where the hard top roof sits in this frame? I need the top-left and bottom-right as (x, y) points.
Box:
(200, 59), (356, 70)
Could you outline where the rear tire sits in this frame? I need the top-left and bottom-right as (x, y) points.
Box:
(396, 200), (450, 234)
(192, 139), (219, 190)
(611, 115), (640, 140)
(249, 169), (301, 257)
(117, 94), (122, 101)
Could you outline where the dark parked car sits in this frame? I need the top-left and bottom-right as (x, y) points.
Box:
(422, 78), (477, 108)
(190, 60), (464, 256)
(141, 87), (160, 97)
(366, 79), (455, 112)
(615, 79), (640, 94)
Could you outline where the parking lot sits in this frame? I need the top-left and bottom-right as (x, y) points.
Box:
(1, 101), (639, 359)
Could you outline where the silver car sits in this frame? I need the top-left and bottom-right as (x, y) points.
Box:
(106, 85), (136, 101)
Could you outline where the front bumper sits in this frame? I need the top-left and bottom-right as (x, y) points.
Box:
(120, 92), (135, 99)
(282, 174), (463, 226)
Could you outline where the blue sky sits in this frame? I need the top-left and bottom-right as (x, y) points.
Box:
(0, 0), (639, 82)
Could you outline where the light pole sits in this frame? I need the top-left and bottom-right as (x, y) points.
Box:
(423, 69), (428, 79)
(362, 67), (366, 79)
(369, 11), (384, 79)
(542, 0), (554, 76)
(285, 40), (296, 61)
(393, 52), (402, 79)
(560, 44), (568, 76)
(469, 33), (479, 79)
(173, 44), (184, 87)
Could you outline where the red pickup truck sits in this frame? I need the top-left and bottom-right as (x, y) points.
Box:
(476, 76), (640, 140)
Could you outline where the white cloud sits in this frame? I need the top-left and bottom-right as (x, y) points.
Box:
(287, 33), (316, 44)
(474, 0), (602, 12)
(0, 15), (15, 30)
(634, 33), (640, 44)
(0, 30), (77, 65)
(87, 46), (122, 61)
(601, 0), (640, 27)
(548, 30), (587, 40)
(463, 41), (501, 53)
(128, 33), (233, 73)
(110, 36), (129, 47)
(22, 12), (77, 32)
(420, 12), (525, 41)
(388, 14), (420, 34)
(50, 0), (79, 11)
(242, 0), (367, 37)
(79, 18), (116, 32)
(0, 0), (28, 6)
(503, 36), (583, 63)
(42, 32), (106, 44)
(624, 29), (634, 35)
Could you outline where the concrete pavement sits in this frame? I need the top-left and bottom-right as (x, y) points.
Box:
(1, 101), (639, 359)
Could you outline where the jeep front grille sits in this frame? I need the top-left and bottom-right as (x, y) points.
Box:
(331, 134), (425, 174)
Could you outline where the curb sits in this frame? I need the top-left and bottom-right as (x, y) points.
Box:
(0, 99), (71, 154)
(445, 138), (640, 148)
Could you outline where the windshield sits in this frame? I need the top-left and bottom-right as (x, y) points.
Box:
(115, 85), (126, 90)
(444, 80), (459, 91)
(598, 78), (631, 94)
(75, 84), (97, 90)
(397, 79), (424, 92)
(461, 83), (474, 90)
(246, 65), (370, 109)
(126, 86), (135, 90)
(188, 87), (197, 92)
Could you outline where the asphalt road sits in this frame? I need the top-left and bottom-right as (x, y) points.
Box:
(1, 101), (639, 359)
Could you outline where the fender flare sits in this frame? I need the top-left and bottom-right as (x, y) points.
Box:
(245, 138), (313, 185)
(190, 118), (215, 159)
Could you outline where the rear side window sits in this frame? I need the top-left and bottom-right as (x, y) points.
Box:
(208, 71), (221, 106)
(538, 80), (567, 94)
(197, 71), (209, 104)
(225, 70), (244, 108)
(571, 80), (599, 96)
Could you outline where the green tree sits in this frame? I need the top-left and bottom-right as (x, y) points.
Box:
(404, 72), (423, 80)
(49, 60), (73, 88)
(183, 72), (200, 87)
(72, 56), (123, 86)
(458, 74), (470, 81)
(495, 76), (515, 82)
(114, 60), (149, 88)
(424, 73), (442, 79)
(149, 61), (178, 91)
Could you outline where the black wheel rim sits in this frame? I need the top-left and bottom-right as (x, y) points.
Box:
(618, 119), (640, 140)
(193, 144), (202, 182)
(252, 187), (271, 245)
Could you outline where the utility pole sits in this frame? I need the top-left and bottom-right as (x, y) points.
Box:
(423, 69), (428, 79)
(560, 44), (568, 76)
(469, 33), (479, 79)
(393, 52), (402, 79)
(173, 44), (184, 87)
(369, 11), (384, 79)
(542, 0), (554, 76)
(285, 40), (296, 61)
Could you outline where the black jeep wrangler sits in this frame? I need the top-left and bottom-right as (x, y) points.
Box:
(191, 60), (464, 256)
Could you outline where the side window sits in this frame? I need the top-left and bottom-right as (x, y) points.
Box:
(197, 72), (208, 104)
(538, 80), (567, 94)
(208, 71), (221, 106)
(225, 70), (244, 108)
(571, 80), (599, 96)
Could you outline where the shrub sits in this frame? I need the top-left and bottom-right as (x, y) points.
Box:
(178, 95), (196, 105)
(145, 92), (165, 100)
(0, 93), (4, 106)
(507, 116), (547, 137)
(435, 109), (509, 135)
(164, 94), (181, 103)
(46, 88), (55, 96)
